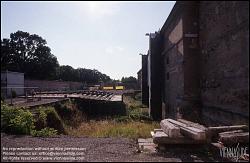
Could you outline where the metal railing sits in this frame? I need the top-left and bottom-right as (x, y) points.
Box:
(1, 86), (39, 105)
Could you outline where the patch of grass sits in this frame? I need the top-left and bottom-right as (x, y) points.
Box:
(116, 94), (151, 122)
(123, 95), (146, 109)
(65, 94), (158, 139)
(66, 120), (160, 139)
(134, 92), (142, 101)
(31, 127), (58, 137)
(54, 99), (86, 127)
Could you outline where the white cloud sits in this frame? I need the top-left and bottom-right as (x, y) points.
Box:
(105, 47), (114, 54)
(105, 46), (124, 54)
(77, 1), (122, 18)
(116, 46), (124, 51)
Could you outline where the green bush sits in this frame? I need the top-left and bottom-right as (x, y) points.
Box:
(114, 108), (152, 122)
(34, 110), (47, 130)
(31, 127), (58, 137)
(54, 100), (85, 126)
(54, 101), (73, 119)
(1, 102), (61, 137)
(43, 107), (65, 134)
(1, 93), (5, 101)
(1, 103), (34, 135)
(11, 90), (17, 98)
(134, 93), (142, 100)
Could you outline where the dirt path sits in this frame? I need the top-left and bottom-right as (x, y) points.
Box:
(1, 133), (222, 162)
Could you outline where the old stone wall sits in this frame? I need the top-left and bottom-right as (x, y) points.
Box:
(139, 1), (248, 124)
(161, 11), (184, 120)
(25, 79), (84, 92)
(155, 1), (249, 125)
(160, 2), (201, 122)
(199, 1), (249, 125)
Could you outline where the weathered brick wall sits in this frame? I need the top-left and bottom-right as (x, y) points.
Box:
(25, 79), (84, 91)
(140, 1), (248, 124)
(199, 1), (249, 125)
(161, 2), (186, 120)
(181, 2), (201, 122)
(161, 2), (201, 122)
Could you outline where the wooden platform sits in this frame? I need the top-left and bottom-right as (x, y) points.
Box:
(151, 130), (206, 145)
(5, 98), (69, 108)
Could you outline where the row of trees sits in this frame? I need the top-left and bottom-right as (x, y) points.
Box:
(57, 66), (111, 83)
(1, 31), (111, 84)
(121, 76), (137, 84)
(120, 76), (138, 89)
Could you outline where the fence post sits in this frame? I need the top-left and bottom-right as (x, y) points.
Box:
(38, 89), (41, 101)
(25, 90), (28, 102)
(10, 88), (13, 105)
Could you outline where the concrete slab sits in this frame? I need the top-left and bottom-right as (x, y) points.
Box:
(138, 138), (157, 153)
(110, 95), (122, 101)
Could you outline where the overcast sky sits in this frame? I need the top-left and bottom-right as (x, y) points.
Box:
(1, 1), (175, 80)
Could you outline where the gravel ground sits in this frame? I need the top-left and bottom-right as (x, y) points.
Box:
(1, 133), (223, 162)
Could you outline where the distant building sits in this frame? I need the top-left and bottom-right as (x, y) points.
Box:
(1, 71), (24, 98)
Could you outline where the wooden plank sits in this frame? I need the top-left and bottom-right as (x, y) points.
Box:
(138, 138), (153, 143)
(218, 130), (244, 136)
(154, 129), (163, 133)
(219, 132), (249, 145)
(138, 142), (154, 145)
(208, 125), (248, 131)
(167, 119), (188, 127)
(152, 131), (205, 144)
(180, 128), (206, 141)
(208, 125), (249, 138)
(160, 119), (181, 138)
(177, 119), (207, 131)
(166, 119), (206, 141)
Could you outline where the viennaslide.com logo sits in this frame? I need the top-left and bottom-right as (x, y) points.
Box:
(219, 143), (248, 161)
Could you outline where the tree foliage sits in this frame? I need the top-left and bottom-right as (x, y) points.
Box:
(121, 76), (138, 89)
(1, 102), (35, 135)
(1, 31), (59, 79)
(121, 76), (137, 84)
(56, 66), (111, 83)
(1, 31), (112, 84)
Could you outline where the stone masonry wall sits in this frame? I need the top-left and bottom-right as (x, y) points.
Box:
(199, 1), (249, 125)
(161, 3), (185, 120)
(25, 79), (84, 92)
